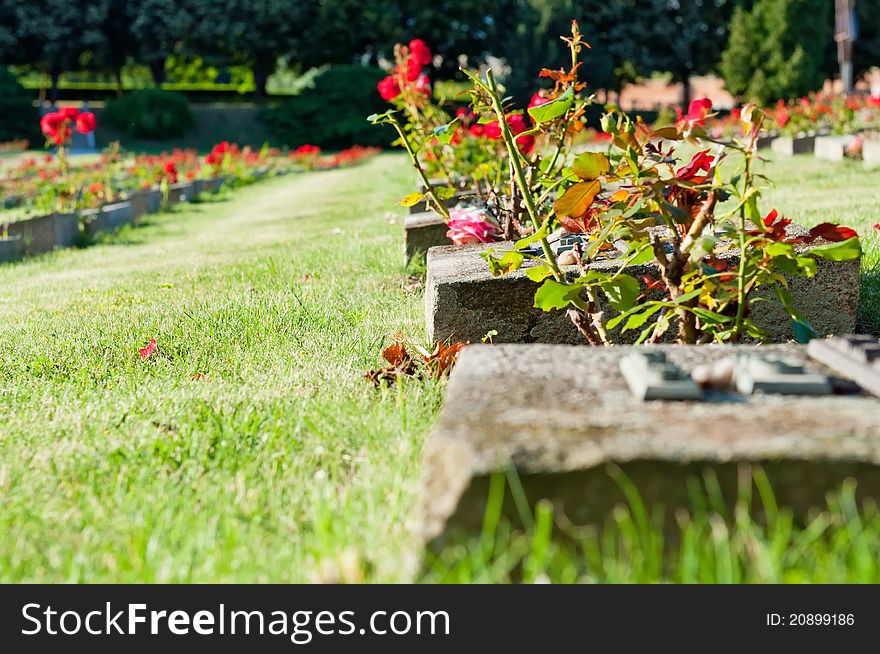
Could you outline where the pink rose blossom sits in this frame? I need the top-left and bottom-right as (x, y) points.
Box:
(446, 208), (499, 245)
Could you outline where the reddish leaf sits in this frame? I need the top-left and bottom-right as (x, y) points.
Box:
(675, 149), (714, 182)
(808, 223), (859, 243)
(423, 341), (468, 378)
(382, 339), (411, 367)
(749, 208), (790, 241)
(138, 338), (157, 360)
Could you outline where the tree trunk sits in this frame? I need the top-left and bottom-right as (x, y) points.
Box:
(149, 59), (166, 87)
(49, 66), (61, 104)
(253, 56), (270, 99)
(681, 73), (692, 109)
(114, 67), (124, 97)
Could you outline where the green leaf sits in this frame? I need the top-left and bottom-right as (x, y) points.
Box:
(692, 307), (733, 325)
(626, 243), (654, 266)
(515, 219), (550, 250)
(533, 279), (582, 311)
(600, 274), (640, 313)
(526, 265), (554, 283)
(571, 152), (611, 180)
(482, 250), (524, 276)
(434, 186), (457, 200)
(527, 87), (574, 124)
(808, 237), (861, 261)
(433, 121), (459, 144)
(791, 317), (818, 343)
(623, 304), (664, 332)
(399, 192), (424, 207)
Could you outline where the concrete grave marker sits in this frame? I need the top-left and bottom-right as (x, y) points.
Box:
(417, 343), (880, 551)
(813, 135), (856, 162)
(771, 135), (818, 156)
(426, 238), (860, 345)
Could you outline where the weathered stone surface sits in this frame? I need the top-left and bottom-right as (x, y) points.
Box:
(127, 189), (162, 221)
(771, 135), (817, 156)
(405, 212), (450, 265)
(83, 201), (134, 238)
(425, 238), (860, 345)
(0, 236), (23, 263)
(165, 181), (195, 206)
(4, 213), (80, 255)
(418, 344), (880, 550)
(204, 176), (226, 193)
(813, 135), (855, 161)
(756, 134), (777, 150)
(864, 140), (880, 170)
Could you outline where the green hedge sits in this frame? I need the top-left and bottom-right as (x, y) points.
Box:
(261, 66), (392, 149)
(0, 68), (39, 144)
(105, 89), (194, 139)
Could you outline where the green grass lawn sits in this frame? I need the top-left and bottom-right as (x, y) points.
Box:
(0, 151), (879, 583)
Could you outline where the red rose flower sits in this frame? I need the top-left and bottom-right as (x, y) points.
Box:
(40, 112), (64, 138)
(398, 58), (422, 82)
(469, 124), (485, 138)
(483, 121), (502, 140)
(58, 106), (79, 121)
(408, 39), (432, 66)
(205, 153), (216, 165)
(528, 92), (551, 110)
(75, 111), (96, 134)
(377, 75), (401, 102)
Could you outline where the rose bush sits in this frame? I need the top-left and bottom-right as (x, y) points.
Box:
(457, 23), (862, 345)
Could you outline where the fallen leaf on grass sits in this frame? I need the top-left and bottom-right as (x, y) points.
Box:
(403, 277), (422, 293)
(138, 338), (157, 360)
(422, 341), (468, 378)
(364, 336), (469, 386)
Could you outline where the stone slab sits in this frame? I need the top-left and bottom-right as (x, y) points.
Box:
(864, 140), (880, 170)
(165, 181), (195, 206)
(4, 213), (80, 255)
(405, 211), (450, 265)
(813, 135), (855, 162)
(418, 343), (880, 550)
(127, 188), (162, 221)
(771, 135), (817, 156)
(0, 236), (23, 263)
(425, 239), (860, 345)
(83, 201), (134, 237)
(204, 176), (226, 193)
(756, 134), (777, 150)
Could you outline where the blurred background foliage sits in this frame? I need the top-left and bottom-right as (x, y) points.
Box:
(0, 0), (876, 147)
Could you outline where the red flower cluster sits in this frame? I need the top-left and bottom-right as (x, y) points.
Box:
(289, 144), (321, 158)
(40, 107), (96, 145)
(378, 39), (433, 102)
